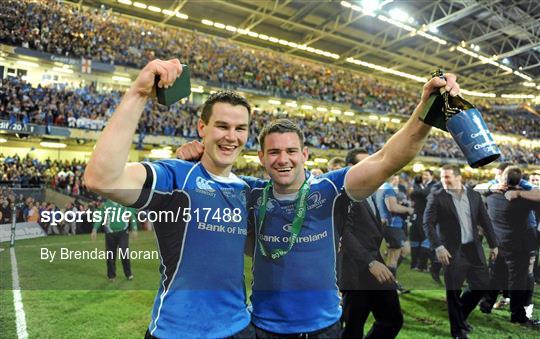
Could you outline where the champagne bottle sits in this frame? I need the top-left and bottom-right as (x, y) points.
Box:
(429, 69), (501, 168)
(430, 69), (473, 121)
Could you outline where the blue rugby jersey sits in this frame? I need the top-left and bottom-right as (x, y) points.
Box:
(376, 182), (405, 228)
(244, 168), (349, 334)
(131, 159), (250, 338)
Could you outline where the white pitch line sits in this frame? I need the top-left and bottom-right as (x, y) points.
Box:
(10, 247), (29, 339)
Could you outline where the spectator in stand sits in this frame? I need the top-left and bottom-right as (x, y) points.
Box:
(1, 75), (537, 164)
(327, 157), (346, 171)
(0, 0), (538, 140)
(26, 200), (39, 223)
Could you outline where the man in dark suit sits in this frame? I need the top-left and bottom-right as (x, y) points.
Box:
(410, 169), (442, 280)
(424, 165), (498, 339)
(486, 166), (540, 326)
(339, 149), (403, 338)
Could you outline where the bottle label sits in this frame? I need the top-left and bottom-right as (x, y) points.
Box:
(446, 108), (501, 168)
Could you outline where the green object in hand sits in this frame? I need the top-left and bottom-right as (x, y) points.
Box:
(418, 69), (448, 131)
(419, 91), (448, 132)
(154, 64), (191, 106)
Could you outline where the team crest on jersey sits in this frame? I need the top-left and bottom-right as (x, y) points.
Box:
(307, 191), (326, 210)
(221, 188), (247, 205)
(239, 190), (247, 206)
(195, 177), (216, 197)
(256, 196), (276, 211)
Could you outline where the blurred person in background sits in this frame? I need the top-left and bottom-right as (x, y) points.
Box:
(376, 174), (414, 294)
(424, 165), (498, 339)
(340, 148), (403, 338)
(485, 166), (540, 327)
(91, 199), (138, 281)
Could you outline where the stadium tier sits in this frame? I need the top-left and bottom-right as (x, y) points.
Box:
(1, 1), (540, 339)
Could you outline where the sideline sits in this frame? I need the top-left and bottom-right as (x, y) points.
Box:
(10, 247), (29, 339)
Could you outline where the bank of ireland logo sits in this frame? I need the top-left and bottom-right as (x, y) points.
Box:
(307, 191), (326, 210)
(282, 223), (292, 233)
(196, 177), (215, 192)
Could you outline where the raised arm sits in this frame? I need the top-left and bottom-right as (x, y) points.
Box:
(344, 74), (459, 200)
(84, 59), (182, 205)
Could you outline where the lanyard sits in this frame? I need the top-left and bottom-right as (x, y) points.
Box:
(257, 179), (310, 260)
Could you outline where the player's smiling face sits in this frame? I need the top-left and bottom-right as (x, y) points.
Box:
(259, 132), (309, 194)
(198, 102), (249, 174)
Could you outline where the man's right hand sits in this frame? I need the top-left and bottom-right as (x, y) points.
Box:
(436, 246), (452, 266)
(130, 59), (183, 98)
(90, 229), (97, 241)
(176, 140), (205, 161)
(369, 261), (395, 284)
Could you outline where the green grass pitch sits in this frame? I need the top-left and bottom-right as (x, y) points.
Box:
(0, 231), (538, 338)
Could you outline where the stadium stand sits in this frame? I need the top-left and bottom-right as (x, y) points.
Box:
(0, 75), (538, 164)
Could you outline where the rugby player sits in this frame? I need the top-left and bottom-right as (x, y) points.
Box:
(85, 59), (255, 338)
(177, 73), (461, 336)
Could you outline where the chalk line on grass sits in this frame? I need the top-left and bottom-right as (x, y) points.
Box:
(10, 247), (29, 339)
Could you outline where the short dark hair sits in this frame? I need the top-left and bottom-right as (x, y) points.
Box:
(441, 164), (461, 177)
(258, 119), (304, 151)
(345, 148), (368, 166)
(503, 166), (522, 187)
(200, 90), (251, 124)
(328, 157), (346, 169)
(422, 169), (434, 176)
(497, 162), (511, 171)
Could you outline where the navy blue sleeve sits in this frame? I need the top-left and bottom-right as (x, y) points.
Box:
(130, 159), (196, 209)
(240, 175), (267, 190)
(320, 167), (349, 192)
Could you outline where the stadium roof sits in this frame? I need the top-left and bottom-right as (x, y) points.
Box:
(74, 0), (540, 97)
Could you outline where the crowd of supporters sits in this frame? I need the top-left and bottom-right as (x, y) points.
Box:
(2, 0), (538, 120)
(0, 0), (419, 114)
(1, 76), (539, 164)
(0, 153), (91, 197)
(0, 186), (96, 234)
(0, 0), (538, 164)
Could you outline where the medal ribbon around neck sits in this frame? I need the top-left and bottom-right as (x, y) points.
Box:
(256, 179), (310, 260)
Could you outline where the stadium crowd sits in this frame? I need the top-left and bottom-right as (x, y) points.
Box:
(0, 186), (95, 234)
(0, 0), (538, 165)
(0, 0), (538, 131)
(1, 76), (539, 164)
(2, 1), (540, 337)
(0, 153), (90, 196)
(0, 0), (418, 114)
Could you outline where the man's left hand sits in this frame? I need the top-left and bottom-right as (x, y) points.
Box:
(504, 190), (521, 201)
(489, 247), (498, 261)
